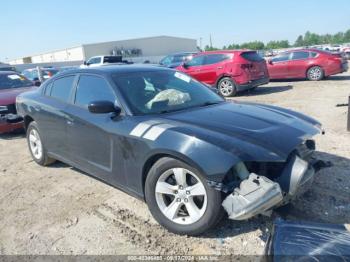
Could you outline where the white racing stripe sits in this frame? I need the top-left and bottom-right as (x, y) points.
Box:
(130, 120), (161, 137)
(130, 121), (174, 141)
(142, 124), (174, 141)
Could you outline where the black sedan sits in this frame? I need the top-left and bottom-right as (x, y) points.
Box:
(16, 65), (323, 235)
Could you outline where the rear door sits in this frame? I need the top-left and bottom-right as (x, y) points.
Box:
(268, 52), (292, 79)
(288, 51), (311, 78)
(198, 54), (232, 85)
(38, 75), (77, 158)
(240, 51), (267, 80)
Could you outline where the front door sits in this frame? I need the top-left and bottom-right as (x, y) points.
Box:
(268, 52), (291, 79)
(65, 74), (120, 183)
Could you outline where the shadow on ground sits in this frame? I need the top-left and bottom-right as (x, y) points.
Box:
(0, 129), (25, 140)
(238, 85), (293, 97)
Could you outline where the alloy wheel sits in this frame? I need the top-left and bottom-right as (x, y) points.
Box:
(29, 129), (43, 160)
(219, 80), (234, 96)
(309, 67), (322, 80)
(155, 168), (207, 225)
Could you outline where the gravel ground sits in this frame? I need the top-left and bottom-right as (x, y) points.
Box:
(0, 71), (349, 256)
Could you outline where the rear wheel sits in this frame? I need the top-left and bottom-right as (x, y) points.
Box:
(145, 157), (224, 235)
(307, 66), (324, 81)
(217, 77), (237, 97)
(27, 121), (55, 166)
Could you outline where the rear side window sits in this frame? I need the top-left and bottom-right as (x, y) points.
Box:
(103, 56), (122, 63)
(204, 54), (231, 65)
(310, 52), (319, 58)
(50, 76), (75, 102)
(272, 53), (291, 62)
(291, 51), (310, 60)
(75, 75), (115, 108)
(87, 57), (101, 65)
(240, 52), (264, 62)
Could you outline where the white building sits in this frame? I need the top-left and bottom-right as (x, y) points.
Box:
(9, 36), (197, 66)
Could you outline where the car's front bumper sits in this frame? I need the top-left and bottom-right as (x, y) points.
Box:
(236, 76), (269, 92)
(222, 154), (319, 220)
(0, 114), (23, 134)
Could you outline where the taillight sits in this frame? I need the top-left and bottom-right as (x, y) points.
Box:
(47, 72), (53, 77)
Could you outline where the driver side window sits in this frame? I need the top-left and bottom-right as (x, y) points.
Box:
(87, 57), (101, 65)
(74, 75), (115, 108)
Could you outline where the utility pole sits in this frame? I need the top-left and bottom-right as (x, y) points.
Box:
(199, 37), (202, 51)
(210, 34), (213, 49)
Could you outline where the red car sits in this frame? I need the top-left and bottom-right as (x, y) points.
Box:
(0, 71), (37, 133)
(267, 49), (349, 81)
(176, 50), (269, 97)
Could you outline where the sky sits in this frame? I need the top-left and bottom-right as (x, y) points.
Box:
(1, 0), (349, 61)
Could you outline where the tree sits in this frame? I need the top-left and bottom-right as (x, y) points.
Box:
(266, 40), (290, 49)
(294, 35), (304, 47)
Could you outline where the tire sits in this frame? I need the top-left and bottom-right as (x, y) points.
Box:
(217, 77), (237, 97)
(27, 121), (55, 166)
(145, 157), (224, 235)
(307, 66), (324, 81)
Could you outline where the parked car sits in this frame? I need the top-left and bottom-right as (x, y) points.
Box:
(0, 63), (16, 72)
(17, 65), (323, 235)
(267, 49), (349, 80)
(176, 50), (269, 97)
(0, 71), (37, 133)
(81, 55), (123, 68)
(22, 67), (59, 86)
(159, 52), (198, 68)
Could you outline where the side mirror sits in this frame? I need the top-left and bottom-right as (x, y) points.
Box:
(83, 61), (87, 65)
(88, 100), (121, 115)
(268, 59), (273, 65)
(34, 81), (41, 87)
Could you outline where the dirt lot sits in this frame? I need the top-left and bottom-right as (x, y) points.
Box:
(1, 72), (350, 256)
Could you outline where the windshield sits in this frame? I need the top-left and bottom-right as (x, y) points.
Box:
(0, 73), (33, 90)
(113, 70), (224, 115)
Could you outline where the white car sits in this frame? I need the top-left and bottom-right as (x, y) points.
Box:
(80, 55), (123, 68)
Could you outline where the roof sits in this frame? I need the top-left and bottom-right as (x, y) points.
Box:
(198, 50), (255, 55)
(0, 71), (19, 75)
(59, 64), (170, 75)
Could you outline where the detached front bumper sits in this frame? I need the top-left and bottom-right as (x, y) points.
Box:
(0, 114), (24, 134)
(222, 154), (318, 220)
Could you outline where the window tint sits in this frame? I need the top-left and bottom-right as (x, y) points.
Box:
(75, 75), (115, 108)
(272, 53), (291, 62)
(204, 54), (231, 65)
(186, 55), (205, 66)
(292, 51), (310, 60)
(310, 52), (319, 58)
(241, 52), (264, 62)
(50, 76), (75, 102)
(160, 56), (173, 66)
(103, 56), (122, 63)
(173, 55), (187, 63)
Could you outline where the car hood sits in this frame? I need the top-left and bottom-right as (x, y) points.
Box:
(0, 86), (36, 105)
(161, 101), (321, 161)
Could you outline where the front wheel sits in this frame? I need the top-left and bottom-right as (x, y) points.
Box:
(145, 157), (223, 235)
(217, 77), (237, 97)
(307, 66), (324, 81)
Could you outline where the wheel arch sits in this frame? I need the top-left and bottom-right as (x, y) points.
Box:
(215, 74), (235, 88)
(306, 64), (324, 78)
(141, 147), (239, 198)
(23, 115), (34, 130)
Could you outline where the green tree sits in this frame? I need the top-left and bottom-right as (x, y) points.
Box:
(294, 35), (304, 47)
(240, 41), (265, 50)
(266, 40), (290, 49)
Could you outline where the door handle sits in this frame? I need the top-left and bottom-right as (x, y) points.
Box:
(217, 66), (223, 69)
(66, 120), (74, 126)
(195, 69), (201, 72)
(33, 105), (41, 111)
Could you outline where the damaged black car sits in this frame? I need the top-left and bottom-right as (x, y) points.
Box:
(16, 65), (324, 235)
